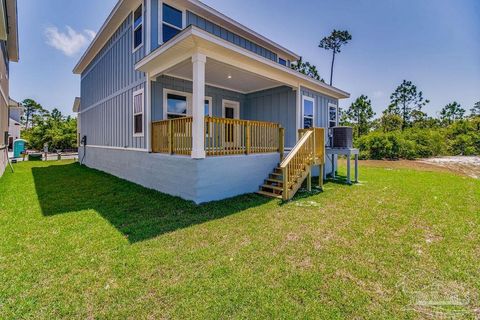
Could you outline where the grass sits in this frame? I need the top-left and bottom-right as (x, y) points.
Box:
(0, 160), (479, 319)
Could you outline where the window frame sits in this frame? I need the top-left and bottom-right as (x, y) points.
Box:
(162, 89), (212, 119)
(132, 3), (144, 53)
(278, 57), (287, 66)
(133, 88), (145, 137)
(301, 95), (315, 129)
(158, 1), (186, 45)
(328, 103), (338, 128)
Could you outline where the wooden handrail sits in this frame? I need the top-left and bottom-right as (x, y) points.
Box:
(152, 117), (193, 155)
(205, 116), (282, 157)
(280, 128), (326, 201)
(152, 116), (284, 158)
(280, 131), (313, 168)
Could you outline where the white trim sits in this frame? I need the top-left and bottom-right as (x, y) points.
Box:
(78, 79), (145, 114)
(132, 2), (144, 53)
(185, 0), (299, 61)
(328, 102), (338, 128)
(136, 27), (350, 99)
(145, 73), (152, 151)
(162, 88), (212, 119)
(163, 88), (191, 119)
(301, 95), (315, 129)
(133, 88), (145, 137)
(74, 0), (300, 74)
(158, 0), (187, 46)
(296, 86), (301, 140)
(87, 145), (148, 152)
(205, 96), (213, 117)
(145, 0), (151, 54)
(222, 99), (240, 119)
(164, 72), (286, 95)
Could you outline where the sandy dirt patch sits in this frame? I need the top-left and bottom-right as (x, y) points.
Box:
(348, 157), (480, 179)
(418, 157), (480, 179)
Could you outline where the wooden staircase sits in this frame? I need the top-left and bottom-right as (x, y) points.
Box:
(257, 166), (285, 199)
(257, 128), (325, 201)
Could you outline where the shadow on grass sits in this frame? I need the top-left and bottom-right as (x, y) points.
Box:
(32, 163), (273, 243)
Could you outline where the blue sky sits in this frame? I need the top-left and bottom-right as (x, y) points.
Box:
(10, 0), (480, 117)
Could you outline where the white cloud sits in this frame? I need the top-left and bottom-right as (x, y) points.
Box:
(44, 26), (96, 57)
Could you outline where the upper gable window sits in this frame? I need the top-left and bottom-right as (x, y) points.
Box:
(162, 3), (183, 43)
(133, 5), (143, 50)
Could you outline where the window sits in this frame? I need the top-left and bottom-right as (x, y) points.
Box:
(204, 98), (212, 117)
(133, 89), (144, 136)
(166, 93), (188, 119)
(302, 96), (315, 129)
(133, 5), (143, 50)
(329, 103), (338, 128)
(278, 58), (287, 66)
(162, 3), (183, 43)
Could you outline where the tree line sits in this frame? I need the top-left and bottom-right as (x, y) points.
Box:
(293, 29), (479, 159)
(340, 81), (480, 159)
(21, 99), (77, 151)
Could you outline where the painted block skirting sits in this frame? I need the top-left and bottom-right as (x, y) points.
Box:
(79, 146), (280, 204)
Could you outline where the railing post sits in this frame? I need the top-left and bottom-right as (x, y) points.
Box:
(279, 127), (285, 161)
(168, 120), (173, 155)
(282, 166), (289, 201)
(246, 121), (251, 155)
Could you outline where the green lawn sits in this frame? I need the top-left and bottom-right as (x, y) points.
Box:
(0, 161), (479, 319)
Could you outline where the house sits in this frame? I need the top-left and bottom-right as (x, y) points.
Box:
(8, 98), (23, 149)
(73, 0), (350, 203)
(0, 0), (19, 177)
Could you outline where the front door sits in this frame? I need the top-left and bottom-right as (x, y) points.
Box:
(222, 100), (240, 146)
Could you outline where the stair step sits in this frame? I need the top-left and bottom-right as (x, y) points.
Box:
(261, 184), (283, 191)
(256, 190), (283, 199)
(265, 178), (283, 185)
(270, 172), (282, 178)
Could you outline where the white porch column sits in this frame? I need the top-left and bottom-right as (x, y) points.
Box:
(191, 52), (207, 159)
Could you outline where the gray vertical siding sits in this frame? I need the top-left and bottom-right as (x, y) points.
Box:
(151, 75), (246, 121)
(300, 87), (339, 175)
(80, 13), (147, 149)
(300, 87), (338, 129)
(244, 86), (297, 148)
(186, 11), (278, 62)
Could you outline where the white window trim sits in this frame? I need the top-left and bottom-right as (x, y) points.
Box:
(222, 99), (240, 119)
(205, 96), (213, 117)
(328, 102), (338, 128)
(163, 88), (212, 119)
(158, 0), (187, 46)
(133, 88), (145, 137)
(301, 95), (315, 129)
(132, 2), (144, 53)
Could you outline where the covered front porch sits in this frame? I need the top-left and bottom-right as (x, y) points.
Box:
(136, 26), (348, 160)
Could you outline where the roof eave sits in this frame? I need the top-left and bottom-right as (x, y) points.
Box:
(136, 26), (349, 100)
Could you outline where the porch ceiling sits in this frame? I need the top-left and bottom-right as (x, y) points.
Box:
(164, 58), (284, 94)
(136, 26), (350, 99)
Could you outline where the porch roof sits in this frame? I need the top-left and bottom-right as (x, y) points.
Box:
(135, 26), (350, 100)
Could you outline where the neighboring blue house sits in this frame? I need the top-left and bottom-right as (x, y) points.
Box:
(73, 0), (350, 203)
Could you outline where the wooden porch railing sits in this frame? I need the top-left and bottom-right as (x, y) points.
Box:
(152, 116), (284, 157)
(152, 117), (193, 155)
(280, 128), (325, 200)
(205, 117), (283, 157)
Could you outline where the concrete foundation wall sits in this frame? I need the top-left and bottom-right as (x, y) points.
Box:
(0, 149), (6, 177)
(79, 146), (279, 204)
